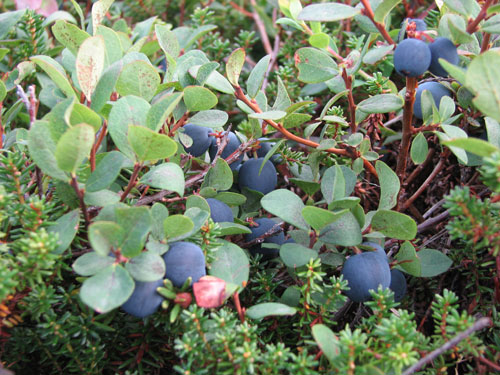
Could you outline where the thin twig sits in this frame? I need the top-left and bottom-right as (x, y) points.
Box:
(417, 210), (450, 233)
(401, 158), (446, 211)
(120, 163), (143, 202)
(233, 86), (378, 178)
(396, 76), (418, 207)
(466, 0), (495, 34)
(404, 148), (435, 187)
(250, 0), (273, 55)
(359, 0), (395, 44)
(402, 317), (492, 375)
(90, 120), (107, 172)
(70, 174), (90, 230)
(342, 68), (357, 133)
(239, 222), (284, 248)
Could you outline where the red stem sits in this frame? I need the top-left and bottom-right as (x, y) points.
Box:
(120, 163), (142, 202)
(359, 0), (395, 44)
(466, 0), (495, 34)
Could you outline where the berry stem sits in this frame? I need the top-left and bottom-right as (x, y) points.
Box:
(396, 77), (417, 196)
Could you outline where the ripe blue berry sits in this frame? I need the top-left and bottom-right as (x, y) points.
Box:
(163, 242), (206, 287)
(209, 131), (243, 170)
(121, 279), (164, 318)
(362, 242), (388, 261)
(405, 18), (427, 31)
(341, 252), (391, 302)
(429, 37), (459, 77)
(245, 217), (285, 259)
(394, 38), (431, 77)
(238, 158), (277, 195)
(206, 198), (234, 223)
(389, 269), (407, 302)
(180, 124), (213, 157)
(413, 81), (453, 120)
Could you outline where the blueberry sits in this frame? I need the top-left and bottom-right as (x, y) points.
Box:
(238, 158), (277, 195)
(245, 218), (285, 259)
(121, 279), (164, 318)
(404, 18), (427, 31)
(413, 82), (453, 120)
(163, 242), (206, 287)
(180, 124), (213, 157)
(362, 242), (388, 262)
(341, 252), (391, 303)
(394, 38), (431, 77)
(206, 198), (234, 223)
(253, 138), (281, 163)
(389, 269), (407, 302)
(209, 131), (243, 170)
(429, 37), (459, 77)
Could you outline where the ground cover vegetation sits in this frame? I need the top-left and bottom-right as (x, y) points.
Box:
(0, 0), (499, 373)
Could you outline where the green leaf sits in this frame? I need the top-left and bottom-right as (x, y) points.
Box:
(202, 158), (233, 191)
(0, 80), (6, 103)
(249, 110), (287, 120)
(246, 303), (296, 320)
(308, 32), (330, 49)
(76, 36), (105, 101)
(89, 221), (125, 256)
(28, 121), (68, 181)
(410, 132), (429, 165)
(418, 248), (453, 277)
(209, 241), (249, 290)
(189, 110), (228, 128)
(72, 252), (115, 276)
(440, 125), (469, 164)
(465, 51), (500, 122)
(116, 207), (152, 258)
(108, 96), (151, 160)
(357, 94), (403, 114)
(442, 137), (499, 157)
(147, 92), (184, 131)
(189, 64), (235, 94)
(217, 222), (252, 235)
(126, 252), (166, 282)
(371, 210), (417, 240)
(247, 55), (270, 99)
(128, 125), (177, 162)
(363, 44), (394, 65)
(226, 48), (245, 87)
(261, 189), (310, 230)
(151, 203), (169, 241)
(486, 117), (500, 149)
(67, 101), (102, 132)
(443, 0), (479, 17)
(280, 243), (318, 268)
(55, 124), (95, 174)
(96, 25), (123, 67)
(272, 77), (292, 111)
(183, 85), (218, 111)
(116, 61), (160, 101)
(163, 215), (195, 241)
(52, 20), (90, 55)
(86, 151), (127, 192)
(439, 59), (466, 84)
(80, 265), (134, 313)
(321, 165), (346, 204)
(0, 10), (26, 40)
(395, 241), (421, 276)
(376, 161), (399, 210)
(48, 209), (80, 254)
(84, 190), (120, 206)
(374, 0), (401, 23)
(295, 47), (337, 84)
(140, 163), (185, 196)
(319, 211), (362, 246)
(92, 0), (115, 34)
(301, 206), (348, 231)
(31, 56), (77, 99)
(215, 192), (247, 206)
(155, 24), (180, 58)
(312, 324), (340, 363)
(297, 3), (360, 21)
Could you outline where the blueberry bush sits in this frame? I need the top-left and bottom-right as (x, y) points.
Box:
(1, 0), (500, 373)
